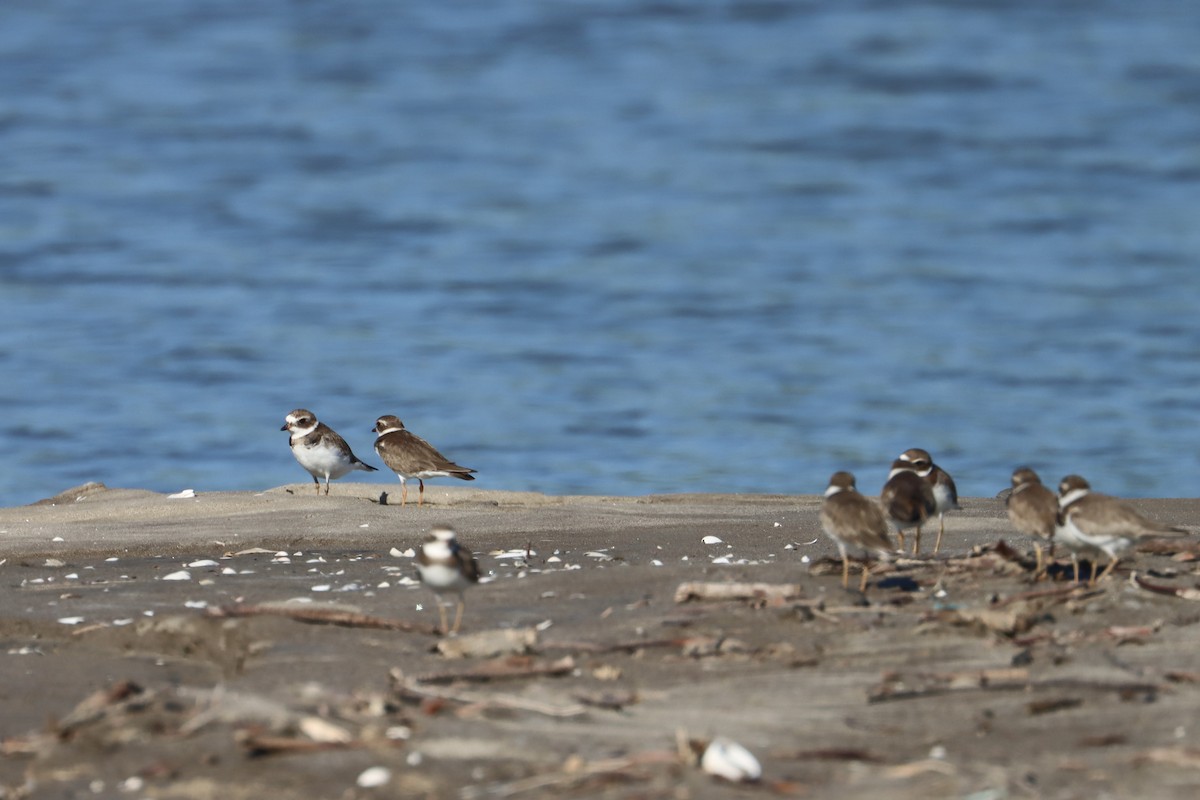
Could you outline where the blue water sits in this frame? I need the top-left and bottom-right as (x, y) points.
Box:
(3, 1), (1200, 506)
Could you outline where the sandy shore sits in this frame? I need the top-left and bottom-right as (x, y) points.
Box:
(2, 483), (1200, 798)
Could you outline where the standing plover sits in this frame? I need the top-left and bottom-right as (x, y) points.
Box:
(881, 458), (936, 556)
(415, 526), (480, 634)
(1005, 467), (1057, 575)
(281, 409), (378, 494)
(372, 415), (477, 506)
(898, 448), (959, 554)
(820, 471), (896, 591)
(1056, 474), (1186, 584)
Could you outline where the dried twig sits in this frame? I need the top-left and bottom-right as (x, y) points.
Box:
(206, 603), (434, 633)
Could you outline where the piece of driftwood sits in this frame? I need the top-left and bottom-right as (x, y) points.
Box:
(1132, 747), (1200, 769)
(206, 603), (434, 633)
(869, 667), (1164, 705)
(1132, 573), (1200, 601)
(236, 730), (361, 758)
(869, 667), (1030, 703)
(389, 668), (587, 718)
(674, 582), (806, 604)
(460, 750), (680, 799)
(993, 584), (1081, 607)
(542, 637), (687, 654)
(774, 747), (885, 763)
(436, 628), (538, 659)
(414, 655), (576, 685)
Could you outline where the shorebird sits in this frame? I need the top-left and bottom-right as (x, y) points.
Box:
(415, 526), (480, 634)
(820, 471), (896, 591)
(281, 409), (378, 494)
(881, 458), (936, 555)
(372, 415), (476, 506)
(898, 448), (959, 554)
(1005, 467), (1057, 576)
(1056, 475), (1186, 585)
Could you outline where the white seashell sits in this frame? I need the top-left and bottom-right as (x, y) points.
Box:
(311, 584), (331, 592)
(701, 737), (762, 782)
(711, 556), (732, 565)
(651, 559), (664, 566)
(52, 537), (65, 543)
(298, 716), (352, 743)
(161, 570), (191, 581)
(187, 559), (219, 568)
(168, 489), (196, 499)
(183, 600), (208, 609)
(57, 616), (85, 625)
(701, 535), (723, 545)
(356, 766), (391, 788)
(494, 549), (535, 560)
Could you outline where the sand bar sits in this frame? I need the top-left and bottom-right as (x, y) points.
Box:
(2, 483), (1199, 798)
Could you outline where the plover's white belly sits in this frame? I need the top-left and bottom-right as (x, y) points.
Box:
(417, 562), (471, 592)
(932, 483), (957, 515)
(295, 445), (352, 479)
(1055, 519), (1106, 559)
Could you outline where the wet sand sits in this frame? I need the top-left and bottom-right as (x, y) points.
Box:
(2, 483), (1200, 798)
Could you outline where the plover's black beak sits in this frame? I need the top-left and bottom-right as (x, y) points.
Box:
(280, 423), (290, 431)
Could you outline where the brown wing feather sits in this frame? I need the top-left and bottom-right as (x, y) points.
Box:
(1071, 494), (1186, 538)
(376, 430), (476, 477)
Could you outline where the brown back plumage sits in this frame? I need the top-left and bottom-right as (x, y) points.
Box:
(1006, 467), (1056, 541)
(373, 415), (476, 479)
(881, 462), (935, 528)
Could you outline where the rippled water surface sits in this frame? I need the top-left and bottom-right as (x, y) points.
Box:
(3, 1), (1200, 506)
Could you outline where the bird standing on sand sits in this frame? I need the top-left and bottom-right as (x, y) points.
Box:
(820, 471), (896, 591)
(1056, 474), (1187, 585)
(281, 409), (378, 495)
(881, 458), (936, 555)
(416, 526), (480, 634)
(1005, 467), (1058, 576)
(898, 448), (959, 555)
(372, 415), (476, 506)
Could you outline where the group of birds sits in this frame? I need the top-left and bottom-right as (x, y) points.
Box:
(821, 449), (1188, 591)
(280, 410), (1187, 633)
(281, 408), (476, 506)
(281, 408), (480, 633)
